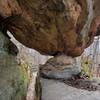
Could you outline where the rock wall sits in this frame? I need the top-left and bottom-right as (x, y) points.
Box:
(93, 0), (100, 17)
(0, 0), (100, 100)
(0, 31), (28, 100)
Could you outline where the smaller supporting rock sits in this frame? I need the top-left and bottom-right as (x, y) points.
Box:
(40, 54), (81, 80)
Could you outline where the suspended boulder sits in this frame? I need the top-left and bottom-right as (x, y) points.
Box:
(0, 0), (89, 57)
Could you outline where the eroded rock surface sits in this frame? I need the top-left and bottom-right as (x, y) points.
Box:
(93, 0), (100, 17)
(27, 71), (41, 100)
(40, 55), (81, 80)
(0, 31), (28, 100)
(0, 0), (89, 57)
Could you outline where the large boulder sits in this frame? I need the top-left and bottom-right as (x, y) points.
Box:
(0, 0), (90, 57)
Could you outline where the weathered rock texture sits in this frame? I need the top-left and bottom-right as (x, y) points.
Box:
(0, 0), (97, 57)
(89, 15), (100, 37)
(93, 0), (100, 17)
(0, 0), (100, 57)
(40, 55), (81, 79)
(0, 1), (100, 100)
(0, 31), (42, 100)
(26, 71), (41, 100)
(0, 31), (28, 100)
(87, 0), (100, 46)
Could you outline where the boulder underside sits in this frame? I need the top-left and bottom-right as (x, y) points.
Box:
(0, 0), (96, 57)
